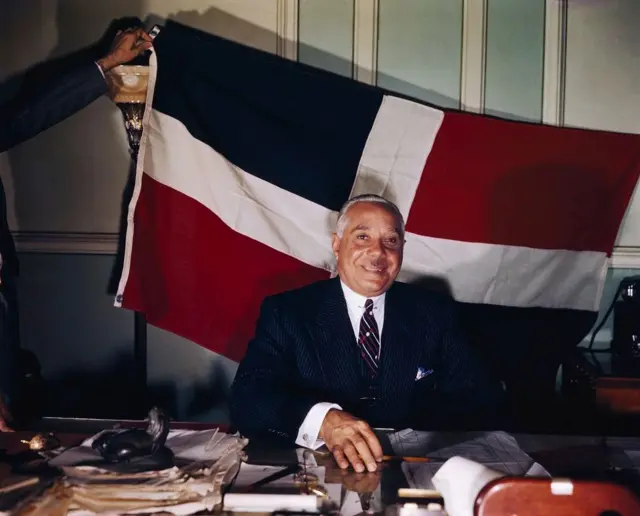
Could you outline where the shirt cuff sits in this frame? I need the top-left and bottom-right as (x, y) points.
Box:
(295, 402), (342, 449)
(94, 61), (106, 79)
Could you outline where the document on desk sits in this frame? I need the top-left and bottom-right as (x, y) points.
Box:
(49, 428), (242, 467)
(389, 429), (549, 490)
(231, 463), (321, 490)
(605, 436), (640, 471)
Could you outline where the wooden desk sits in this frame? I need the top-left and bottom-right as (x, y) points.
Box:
(2, 419), (640, 513)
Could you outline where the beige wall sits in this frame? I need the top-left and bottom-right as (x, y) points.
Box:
(1, 0), (639, 419)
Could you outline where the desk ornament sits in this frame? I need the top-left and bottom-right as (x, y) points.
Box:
(91, 406), (172, 469)
(21, 432), (61, 453)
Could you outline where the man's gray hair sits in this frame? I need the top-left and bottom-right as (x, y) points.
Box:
(335, 194), (405, 237)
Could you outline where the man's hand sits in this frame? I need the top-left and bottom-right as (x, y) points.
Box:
(0, 397), (13, 432)
(319, 409), (382, 473)
(97, 27), (153, 73)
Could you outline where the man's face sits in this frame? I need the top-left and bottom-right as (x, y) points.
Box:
(332, 202), (404, 297)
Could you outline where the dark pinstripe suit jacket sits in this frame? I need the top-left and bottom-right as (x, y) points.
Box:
(230, 278), (505, 442)
(0, 62), (107, 153)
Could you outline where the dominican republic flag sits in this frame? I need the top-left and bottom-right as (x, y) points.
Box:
(115, 21), (640, 382)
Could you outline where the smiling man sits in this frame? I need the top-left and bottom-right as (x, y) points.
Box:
(230, 194), (504, 472)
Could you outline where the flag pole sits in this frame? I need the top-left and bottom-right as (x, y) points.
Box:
(106, 64), (149, 418)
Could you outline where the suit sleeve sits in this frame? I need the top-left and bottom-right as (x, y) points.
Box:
(0, 63), (108, 153)
(428, 297), (507, 426)
(229, 297), (321, 442)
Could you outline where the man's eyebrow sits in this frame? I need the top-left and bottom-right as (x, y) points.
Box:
(350, 224), (370, 232)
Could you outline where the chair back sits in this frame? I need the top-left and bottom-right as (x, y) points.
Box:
(475, 477), (640, 516)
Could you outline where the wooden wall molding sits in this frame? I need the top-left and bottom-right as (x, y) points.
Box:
(460, 0), (488, 113)
(277, 0), (299, 60)
(13, 232), (640, 269)
(352, 0), (379, 84)
(14, 232), (119, 255)
(542, 0), (568, 125)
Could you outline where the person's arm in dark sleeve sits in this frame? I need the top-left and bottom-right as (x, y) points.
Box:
(0, 63), (107, 153)
(0, 27), (152, 153)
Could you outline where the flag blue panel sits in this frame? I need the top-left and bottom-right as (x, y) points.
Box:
(152, 21), (384, 211)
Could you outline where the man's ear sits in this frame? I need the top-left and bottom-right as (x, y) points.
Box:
(331, 233), (340, 257)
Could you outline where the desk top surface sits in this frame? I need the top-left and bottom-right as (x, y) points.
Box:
(2, 418), (640, 514)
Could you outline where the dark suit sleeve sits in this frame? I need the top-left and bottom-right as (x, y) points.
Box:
(0, 63), (108, 153)
(229, 297), (320, 442)
(425, 298), (506, 427)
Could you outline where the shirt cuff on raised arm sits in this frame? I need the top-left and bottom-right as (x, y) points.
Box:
(295, 402), (342, 449)
(94, 61), (106, 78)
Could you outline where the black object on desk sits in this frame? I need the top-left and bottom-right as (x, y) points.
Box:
(242, 437), (299, 466)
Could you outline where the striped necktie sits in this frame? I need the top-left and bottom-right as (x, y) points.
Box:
(358, 299), (381, 376)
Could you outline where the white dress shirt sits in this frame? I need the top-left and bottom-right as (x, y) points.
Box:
(295, 281), (386, 449)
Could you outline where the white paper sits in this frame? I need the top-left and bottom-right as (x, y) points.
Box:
(390, 429), (548, 474)
(223, 493), (318, 512)
(232, 463), (324, 490)
(68, 501), (210, 516)
(605, 436), (640, 470)
(43, 429), (246, 516)
(432, 457), (504, 516)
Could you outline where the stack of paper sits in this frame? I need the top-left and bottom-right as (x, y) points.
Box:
(29, 429), (250, 515)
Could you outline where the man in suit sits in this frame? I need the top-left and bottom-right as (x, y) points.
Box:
(0, 26), (152, 432)
(230, 194), (504, 472)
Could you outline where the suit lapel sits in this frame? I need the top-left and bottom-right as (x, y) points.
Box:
(380, 284), (421, 399)
(309, 279), (361, 394)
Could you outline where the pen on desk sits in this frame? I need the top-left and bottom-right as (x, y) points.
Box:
(315, 448), (432, 465)
(350, 454), (431, 464)
(381, 455), (430, 463)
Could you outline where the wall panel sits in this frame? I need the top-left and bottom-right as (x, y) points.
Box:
(484, 0), (544, 121)
(299, 0), (354, 77)
(377, 0), (463, 108)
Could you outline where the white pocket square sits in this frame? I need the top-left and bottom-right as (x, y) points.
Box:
(415, 367), (434, 381)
